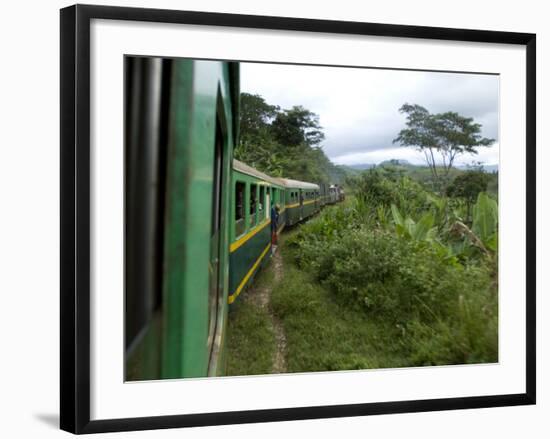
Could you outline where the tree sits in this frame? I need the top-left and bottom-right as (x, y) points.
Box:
(234, 93), (350, 185)
(238, 93), (279, 147)
(235, 93), (283, 173)
(393, 104), (494, 191)
(446, 170), (490, 222)
(270, 106), (325, 148)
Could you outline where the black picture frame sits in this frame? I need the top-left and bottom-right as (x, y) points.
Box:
(60, 4), (536, 434)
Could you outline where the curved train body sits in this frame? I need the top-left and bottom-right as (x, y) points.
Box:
(228, 160), (286, 304)
(125, 58), (341, 381)
(279, 178), (321, 226)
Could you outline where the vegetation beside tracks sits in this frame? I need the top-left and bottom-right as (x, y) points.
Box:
(226, 92), (499, 374)
(226, 168), (498, 375)
(226, 267), (277, 376)
(288, 170), (498, 367)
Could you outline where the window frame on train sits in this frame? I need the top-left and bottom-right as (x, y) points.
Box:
(235, 180), (246, 238)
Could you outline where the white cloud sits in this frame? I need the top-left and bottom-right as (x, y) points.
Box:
(241, 62), (499, 166)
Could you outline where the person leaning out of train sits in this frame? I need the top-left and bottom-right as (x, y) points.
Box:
(271, 203), (280, 255)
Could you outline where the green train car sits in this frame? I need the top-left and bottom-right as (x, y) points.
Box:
(125, 57), (239, 381)
(319, 182), (331, 206)
(228, 160), (286, 304)
(280, 178), (321, 226)
(125, 56), (340, 382)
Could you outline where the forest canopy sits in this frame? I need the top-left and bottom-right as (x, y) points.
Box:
(235, 93), (347, 184)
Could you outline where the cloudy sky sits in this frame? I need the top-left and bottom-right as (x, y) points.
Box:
(241, 62), (499, 167)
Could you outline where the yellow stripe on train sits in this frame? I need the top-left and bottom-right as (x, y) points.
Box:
(230, 219), (270, 253)
(286, 199), (318, 209)
(228, 243), (272, 304)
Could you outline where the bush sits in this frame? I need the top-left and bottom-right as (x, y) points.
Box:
(347, 170), (430, 219)
(290, 217), (497, 366)
(322, 230), (487, 318)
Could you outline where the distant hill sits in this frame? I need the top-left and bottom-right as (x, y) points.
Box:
(335, 159), (498, 183)
(346, 163), (376, 170)
(346, 160), (498, 173)
(456, 163), (499, 173)
(379, 159), (413, 167)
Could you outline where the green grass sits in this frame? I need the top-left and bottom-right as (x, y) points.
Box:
(271, 235), (408, 373)
(226, 204), (497, 376)
(225, 266), (277, 376)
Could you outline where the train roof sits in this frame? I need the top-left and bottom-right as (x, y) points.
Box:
(233, 159), (320, 190)
(233, 159), (284, 187)
(278, 178), (320, 190)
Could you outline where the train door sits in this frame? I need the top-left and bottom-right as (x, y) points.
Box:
(266, 188), (271, 221)
(299, 189), (304, 220)
(208, 117), (224, 370)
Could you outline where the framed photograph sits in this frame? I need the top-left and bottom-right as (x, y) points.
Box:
(60, 4), (536, 434)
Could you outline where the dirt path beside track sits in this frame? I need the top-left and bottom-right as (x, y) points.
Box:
(243, 247), (287, 374)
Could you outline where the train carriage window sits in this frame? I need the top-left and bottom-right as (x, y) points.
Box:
(259, 185), (265, 219)
(269, 188), (272, 216)
(125, 56), (169, 355)
(249, 183), (257, 227)
(235, 181), (246, 237)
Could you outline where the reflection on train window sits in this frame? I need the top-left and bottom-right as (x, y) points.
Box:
(125, 56), (168, 354)
(259, 185), (265, 219)
(207, 114), (224, 357)
(249, 183), (257, 227)
(235, 181), (245, 237)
